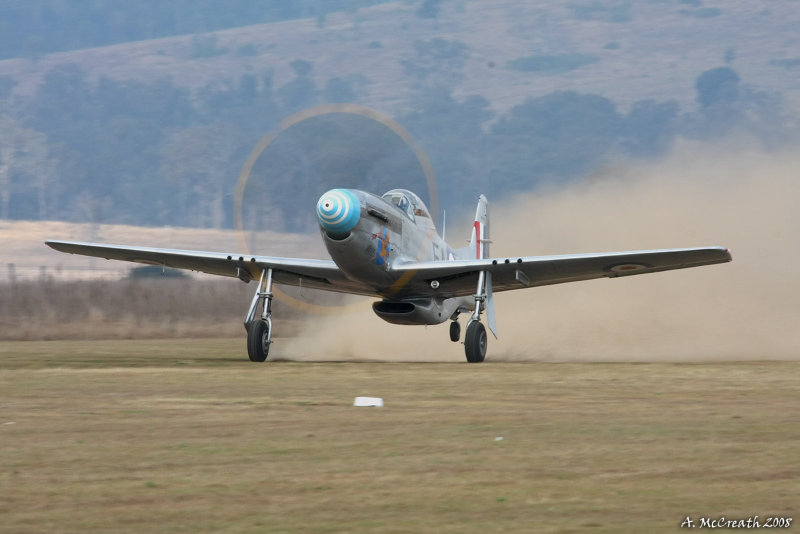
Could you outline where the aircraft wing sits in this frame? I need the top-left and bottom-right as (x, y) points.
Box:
(388, 247), (732, 298)
(45, 240), (375, 296)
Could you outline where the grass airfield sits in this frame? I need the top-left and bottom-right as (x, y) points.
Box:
(1, 339), (798, 533)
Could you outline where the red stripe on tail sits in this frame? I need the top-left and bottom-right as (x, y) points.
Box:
(474, 220), (482, 259)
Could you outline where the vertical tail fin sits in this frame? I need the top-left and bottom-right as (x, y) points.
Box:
(456, 194), (490, 260)
(456, 195), (497, 338)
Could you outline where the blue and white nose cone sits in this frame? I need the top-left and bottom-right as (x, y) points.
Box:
(317, 189), (360, 235)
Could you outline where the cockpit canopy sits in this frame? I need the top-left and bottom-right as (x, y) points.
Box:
(381, 189), (431, 222)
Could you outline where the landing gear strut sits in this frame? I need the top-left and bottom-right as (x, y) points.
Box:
(464, 270), (489, 363)
(245, 268), (274, 362)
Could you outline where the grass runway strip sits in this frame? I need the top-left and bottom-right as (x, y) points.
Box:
(1, 339), (798, 533)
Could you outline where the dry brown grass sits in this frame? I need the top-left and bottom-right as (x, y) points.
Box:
(0, 278), (334, 341)
(0, 341), (797, 533)
(0, 219), (336, 342)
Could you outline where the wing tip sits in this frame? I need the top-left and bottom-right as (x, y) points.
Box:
(720, 246), (733, 262)
(45, 240), (84, 254)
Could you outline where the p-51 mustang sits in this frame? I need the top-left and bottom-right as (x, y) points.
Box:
(47, 188), (731, 362)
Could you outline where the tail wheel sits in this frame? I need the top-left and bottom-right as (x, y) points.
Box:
(449, 321), (461, 342)
(247, 320), (270, 362)
(464, 320), (487, 363)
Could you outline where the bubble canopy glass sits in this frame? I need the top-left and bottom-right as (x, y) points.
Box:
(382, 189), (431, 221)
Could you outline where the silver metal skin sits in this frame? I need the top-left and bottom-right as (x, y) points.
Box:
(45, 188), (732, 362)
(244, 269), (267, 327)
(244, 268), (273, 345)
(472, 270), (486, 322)
(317, 188), (474, 327)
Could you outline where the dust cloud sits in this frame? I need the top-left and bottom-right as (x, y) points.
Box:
(279, 140), (800, 362)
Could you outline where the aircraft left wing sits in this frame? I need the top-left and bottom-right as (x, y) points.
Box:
(387, 247), (732, 298)
(45, 240), (376, 296)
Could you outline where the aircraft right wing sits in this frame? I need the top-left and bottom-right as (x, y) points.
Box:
(387, 246), (732, 298)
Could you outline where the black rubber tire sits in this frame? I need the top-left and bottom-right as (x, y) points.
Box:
(449, 321), (461, 342)
(247, 320), (270, 362)
(464, 321), (487, 363)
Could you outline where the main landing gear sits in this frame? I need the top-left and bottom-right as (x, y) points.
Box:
(245, 268), (274, 362)
(451, 318), (487, 363)
(464, 321), (487, 363)
(462, 270), (490, 363)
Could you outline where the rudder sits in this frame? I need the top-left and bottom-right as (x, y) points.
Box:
(455, 194), (490, 260)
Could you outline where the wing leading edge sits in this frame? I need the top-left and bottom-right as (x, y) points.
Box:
(44, 240), (375, 296)
(387, 247), (732, 298)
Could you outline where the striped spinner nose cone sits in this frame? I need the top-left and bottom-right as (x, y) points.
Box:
(317, 189), (360, 234)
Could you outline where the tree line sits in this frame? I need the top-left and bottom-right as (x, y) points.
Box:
(0, 37), (795, 233)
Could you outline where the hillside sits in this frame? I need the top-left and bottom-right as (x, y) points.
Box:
(1, 1), (798, 113)
(0, 0), (798, 229)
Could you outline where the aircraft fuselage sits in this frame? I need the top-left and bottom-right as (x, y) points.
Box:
(317, 188), (470, 325)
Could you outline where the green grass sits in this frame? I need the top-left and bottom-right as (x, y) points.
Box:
(1, 339), (798, 533)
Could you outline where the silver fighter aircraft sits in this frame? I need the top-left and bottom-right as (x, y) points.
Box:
(46, 188), (731, 362)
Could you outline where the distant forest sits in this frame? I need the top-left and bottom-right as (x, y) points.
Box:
(0, 2), (797, 233)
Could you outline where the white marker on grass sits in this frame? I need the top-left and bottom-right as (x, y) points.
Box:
(353, 397), (384, 407)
